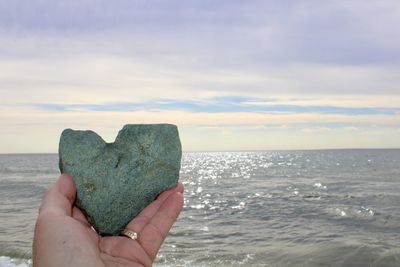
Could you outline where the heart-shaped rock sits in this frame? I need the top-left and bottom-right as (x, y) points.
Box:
(58, 124), (181, 236)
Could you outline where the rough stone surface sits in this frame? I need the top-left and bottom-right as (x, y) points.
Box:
(59, 124), (181, 236)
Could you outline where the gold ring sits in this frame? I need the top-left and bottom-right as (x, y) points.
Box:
(121, 229), (138, 240)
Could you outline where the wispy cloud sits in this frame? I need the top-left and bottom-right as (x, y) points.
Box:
(343, 127), (361, 132)
(31, 96), (400, 115)
(301, 127), (332, 133)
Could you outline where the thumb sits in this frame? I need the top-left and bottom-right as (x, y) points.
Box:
(39, 173), (77, 216)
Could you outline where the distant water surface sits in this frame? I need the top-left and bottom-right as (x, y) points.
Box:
(0, 150), (399, 267)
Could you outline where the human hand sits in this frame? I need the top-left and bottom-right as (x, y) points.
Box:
(33, 173), (184, 267)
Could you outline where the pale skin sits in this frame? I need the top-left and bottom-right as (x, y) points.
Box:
(33, 173), (184, 267)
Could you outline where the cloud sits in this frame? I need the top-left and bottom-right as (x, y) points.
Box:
(28, 96), (400, 115)
(301, 127), (332, 133)
(1, 0), (400, 67)
(343, 127), (361, 132)
(1, 51), (400, 103)
(243, 96), (400, 109)
(3, 108), (400, 130)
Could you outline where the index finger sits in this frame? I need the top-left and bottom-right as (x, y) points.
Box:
(138, 191), (184, 260)
(39, 173), (77, 217)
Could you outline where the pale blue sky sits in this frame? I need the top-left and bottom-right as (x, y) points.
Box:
(0, 0), (399, 152)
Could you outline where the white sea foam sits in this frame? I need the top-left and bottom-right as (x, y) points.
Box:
(0, 256), (31, 267)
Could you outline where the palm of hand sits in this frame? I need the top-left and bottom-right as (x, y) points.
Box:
(33, 174), (184, 267)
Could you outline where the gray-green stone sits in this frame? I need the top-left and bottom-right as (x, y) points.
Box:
(58, 124), (181, 236)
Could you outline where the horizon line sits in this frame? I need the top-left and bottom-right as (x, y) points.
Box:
(1, 147), (400, 155)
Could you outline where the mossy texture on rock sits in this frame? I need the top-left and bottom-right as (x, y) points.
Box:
(59, 124), (181, 236)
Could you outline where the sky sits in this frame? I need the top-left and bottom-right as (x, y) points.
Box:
(0, 0), (400, 153)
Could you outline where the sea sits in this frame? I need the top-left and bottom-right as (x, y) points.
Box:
(0, 150), (399, 267)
